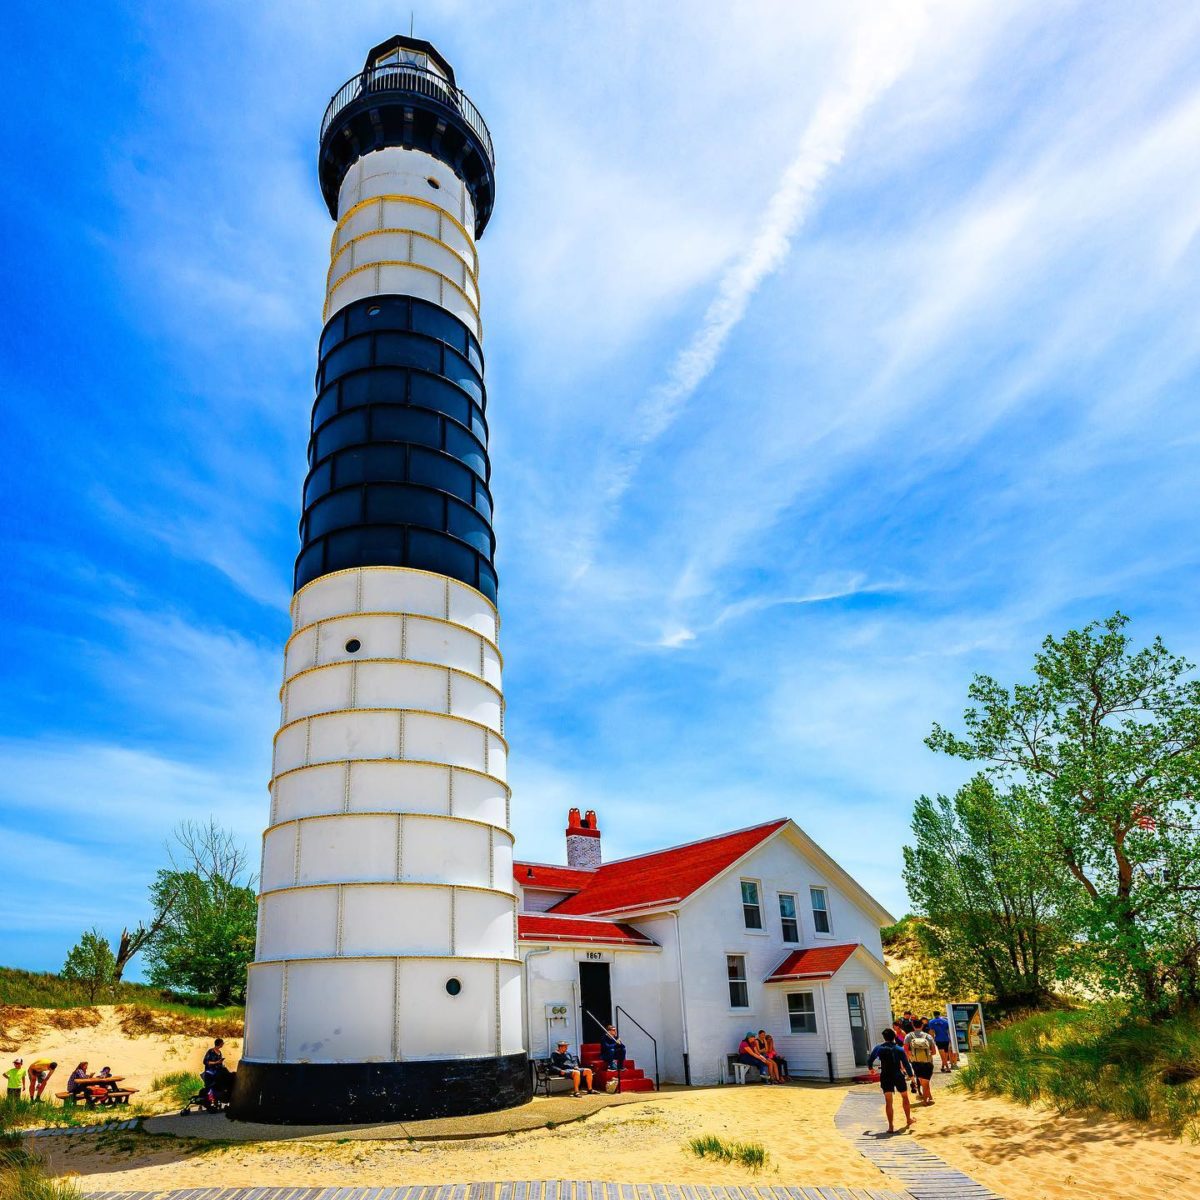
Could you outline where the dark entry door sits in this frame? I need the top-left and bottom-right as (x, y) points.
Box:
(579, 961), (612, 1041)
(847, 991), (870, 1067)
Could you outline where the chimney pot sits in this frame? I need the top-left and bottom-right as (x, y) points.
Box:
(565, 807), (601, 869)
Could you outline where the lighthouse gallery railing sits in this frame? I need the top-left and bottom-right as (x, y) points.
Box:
(320, 63), (495, 168)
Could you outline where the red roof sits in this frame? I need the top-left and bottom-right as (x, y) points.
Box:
(765, 943), (859, 982)
(518, 914), (657, 946)
(514, 862), (594, 891)
(547, 819), (788, 917)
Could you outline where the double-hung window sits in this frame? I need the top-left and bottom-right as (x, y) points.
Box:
(810, 886), (831, 934)
(727, 954), (749, 1008)
(779, 892), (799, 942)
(787, 991), (817, 1033)
(741, 880), (763, 930)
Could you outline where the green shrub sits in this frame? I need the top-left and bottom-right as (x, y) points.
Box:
(0, 966), (242, 1017)
(957, 1003), (1200, 1137)
(686, 1133), (770, 1171)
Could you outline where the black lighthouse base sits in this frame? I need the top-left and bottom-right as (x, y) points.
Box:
(229, 1053), (531, 1124)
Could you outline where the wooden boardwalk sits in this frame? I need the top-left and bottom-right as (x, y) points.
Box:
(82, 1186), (916, 1200)
(834, 1090), (1002, 1200)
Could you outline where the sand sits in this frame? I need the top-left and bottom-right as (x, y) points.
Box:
(0, 1004), (241, 1106)
(8, 1009), (1196, 1198)
(38, 1085), (888, 1189)
(909, 1071), (1198, 1200)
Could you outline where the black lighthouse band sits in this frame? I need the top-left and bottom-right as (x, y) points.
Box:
(296, 293), (498, 602)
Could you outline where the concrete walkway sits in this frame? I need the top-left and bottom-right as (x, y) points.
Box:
(834, 1088), (1001, 1200)
(82, 1186), (915, 1200)
(137, 1091), (655, 1143)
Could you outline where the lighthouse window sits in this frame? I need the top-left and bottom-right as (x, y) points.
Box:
(427, 176), (441, 190)
(473, 485), (492, 522)
(445, 978), (461, 996)
(345, 639), (361, 653)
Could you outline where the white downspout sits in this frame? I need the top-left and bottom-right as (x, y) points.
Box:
(818, 982), (835, 1082)
(671, 910), (691, 1084)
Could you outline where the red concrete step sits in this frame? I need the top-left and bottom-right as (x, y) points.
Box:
(613, 1077), (655, 1092)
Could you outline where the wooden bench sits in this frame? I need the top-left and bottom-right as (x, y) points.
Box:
(56, 1087), (139, 1107)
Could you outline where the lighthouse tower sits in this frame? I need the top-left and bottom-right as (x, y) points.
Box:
(231, 37), (530, 1123)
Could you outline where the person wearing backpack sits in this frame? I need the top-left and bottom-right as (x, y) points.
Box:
(904, 1018), (937, 1105)
(867, 1028), (914, 1133)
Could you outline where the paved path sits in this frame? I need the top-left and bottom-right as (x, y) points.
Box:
(835, 1089), (1002, 1200)
(83, 1187), (915, 1200)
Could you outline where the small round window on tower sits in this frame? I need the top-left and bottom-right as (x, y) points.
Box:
(345, 638), (361, 653)
(445, 978), (462, 996)
(426, 176), (441, 190)
(367, 305), (381, 317)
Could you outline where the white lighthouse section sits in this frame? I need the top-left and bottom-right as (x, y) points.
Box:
(241, 144), (524, 1070)
(324, 147), (481, 339)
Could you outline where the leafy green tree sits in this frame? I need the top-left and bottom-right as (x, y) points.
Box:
(143, 820), (256, 1005)
(903, 776), (1069, 1007)
(927, 613), (1200, 1014)
(62, 927), (116, 1003)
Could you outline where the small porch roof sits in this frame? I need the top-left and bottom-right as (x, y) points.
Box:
(765, 943), (871, 982)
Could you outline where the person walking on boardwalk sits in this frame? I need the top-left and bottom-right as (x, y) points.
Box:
(867, 1028), (914, 1133)
(904, 1019), (937, 1105)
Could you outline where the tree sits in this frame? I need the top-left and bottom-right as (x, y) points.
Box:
(903, 775), (1069, 1007)
(927, 613), (1200, 1014)
(62, 928), (116, 1003)
(142, 819), (257, 1005)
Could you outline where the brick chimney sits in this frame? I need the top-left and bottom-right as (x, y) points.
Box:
(565, 808), (601, 869)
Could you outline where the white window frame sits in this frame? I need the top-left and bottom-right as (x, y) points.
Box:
(810, 885), (832, 937)
(740, 878), (765, 933)
(726, 953), (750, 1010)
(778, 891), (800, 943)
(786, 990), (818, 1034)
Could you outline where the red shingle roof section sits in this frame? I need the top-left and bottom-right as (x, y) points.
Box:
(548, 819), (788, 916)
(765, 943), (859, 981)
(518, 914), (657, 946)
(514, 863), (594, 891)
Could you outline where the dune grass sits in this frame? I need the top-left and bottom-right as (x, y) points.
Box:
(0, 1104), (81, 1200)
(957, 1002), (1200, 1138)
(0, 968), (242, 1022)
(151, 1071), (203, 1107)
(687, 1133), (769, 1171)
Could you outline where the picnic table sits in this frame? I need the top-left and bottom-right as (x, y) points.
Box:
(56, 1075), (139, 1107)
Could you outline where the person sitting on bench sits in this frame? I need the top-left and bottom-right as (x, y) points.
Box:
(66, 1062), (89, 1097)
(599, 1024), (626, 1071)
(549, 1040), (595, 1097)
(737, 1032), (771, 1080)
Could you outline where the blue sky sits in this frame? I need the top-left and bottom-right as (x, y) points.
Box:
(3, 0), (1200, 974)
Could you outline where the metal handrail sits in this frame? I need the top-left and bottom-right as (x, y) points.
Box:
(320, 63), (495, 167)
(616, 1004), (660, 1091)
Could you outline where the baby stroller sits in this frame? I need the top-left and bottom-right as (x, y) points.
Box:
(181, 1065), (235, 1114)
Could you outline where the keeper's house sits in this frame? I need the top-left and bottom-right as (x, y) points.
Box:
(517, 810), (895, 1087)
